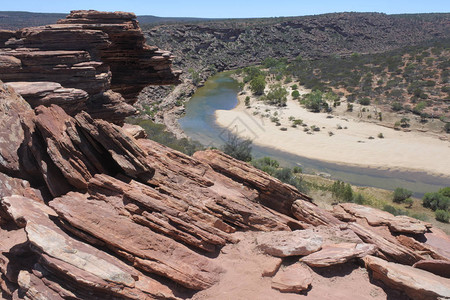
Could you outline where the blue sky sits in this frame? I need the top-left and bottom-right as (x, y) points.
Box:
(4, 0), (450, 18)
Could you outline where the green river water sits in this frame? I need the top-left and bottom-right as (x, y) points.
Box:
(178, 72), (448, 197)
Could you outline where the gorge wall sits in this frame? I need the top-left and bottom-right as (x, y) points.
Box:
(0, 10), (181, 124)
(0, 10), (450, 300)
(146, 13), (450, 74)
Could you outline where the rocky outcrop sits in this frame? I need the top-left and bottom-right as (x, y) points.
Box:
(364, 255), (450, 300)
(255, 230), (323, 257)
(0, 10), (181, 124)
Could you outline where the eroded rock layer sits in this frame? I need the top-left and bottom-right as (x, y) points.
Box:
(0, 10), (181, 124)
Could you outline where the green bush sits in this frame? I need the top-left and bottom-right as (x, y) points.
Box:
(250, 75), (266, 95)
(359, 98), (371, 106)
(445, 123), (450, 133)
(245, 96), (251, 107)
(383, 205), (409, 216)
(331, 180), (353, 202)
(291, 90), (300, 99)
(265, 83), (288, 106)
(303, 90), (328, 112)
(435, 210), (449, 223)
(251, 157), (306, 192)
(391, 102), (403, 111)
(422, 191), (450, 211)
(393, 187), (413, 203)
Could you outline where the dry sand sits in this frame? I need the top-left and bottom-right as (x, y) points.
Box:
(215, 84), (450, 179)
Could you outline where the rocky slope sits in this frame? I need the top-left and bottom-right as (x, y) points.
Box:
(1, 10), (450, 300)
(146, 13), (450, 74)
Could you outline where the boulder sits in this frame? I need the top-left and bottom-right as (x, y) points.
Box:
(271, 263), (313, 293)
(122, 123), (148, 139)
(364, 255), (450, 300)
(255, 229), (323, 257)
(339, 203), (431, 234)
(301, 243), (376, 267)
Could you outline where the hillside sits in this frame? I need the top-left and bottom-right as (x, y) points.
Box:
(0, 11), (212, 30)
(146, 12), (450, 75)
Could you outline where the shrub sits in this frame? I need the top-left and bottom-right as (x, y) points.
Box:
(422, 191), (449, 211)
(378, 133), (384, 138)
(221, 133), (252, 162)
(347, 103), (353, 112)
(404, 198), (414, 208)
(393, 187), (413, 203)
(445, 123), (450, 133)
(435, 210), (449, 223)
(266, 83), (288, 106)
(383, 205), (408, 216)
(292, 90), (300, 99)
(359, 98), (371, 106)
(303, 90), (328, 112)
(250, 75), (266, 95)
(331, 180), (353, 202)
(244, 96), (250, 107)
(391, 102), (403, 111)
(291, 84), (298, 90)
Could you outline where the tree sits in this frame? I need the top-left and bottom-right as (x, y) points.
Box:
(303, 90), (327, 112)
(445, 123), (450, 134)
(400, 118), (410, 128)
(265, 83), (288, 106)
(393, 187), (413, 203)
(435, 210), (449, 223)
(391, 102), (403, 111)
(244, 96), (250, 107)
(221, 133), (252, 162)
(292, 90), (300, 99)
(250, 75), (266, 95)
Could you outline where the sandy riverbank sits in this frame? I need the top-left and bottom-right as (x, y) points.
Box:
(215, 83), (450, 179)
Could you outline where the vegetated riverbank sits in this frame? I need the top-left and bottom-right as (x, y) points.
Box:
(301, 174), (450, 234)
(215, 74), (450, 180)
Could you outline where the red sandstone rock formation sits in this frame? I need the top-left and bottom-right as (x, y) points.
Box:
(0, 10), (181, 124)
(1, 10), (450, 300)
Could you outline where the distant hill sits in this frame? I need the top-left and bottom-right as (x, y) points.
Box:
(0, 11), (66, 29)
(0, 11), (212, 30)
(145, 12), (450, 74)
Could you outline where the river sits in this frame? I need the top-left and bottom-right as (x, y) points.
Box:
(179, 72), (448, 196)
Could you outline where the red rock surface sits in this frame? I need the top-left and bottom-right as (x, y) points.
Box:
(364, 255), (450, 300)
(0, 10), (181, 123)
(271, 263), (313, 293)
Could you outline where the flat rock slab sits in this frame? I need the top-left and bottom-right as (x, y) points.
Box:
(271, 263), (313, 293)
(339, 203), (430, 234)
(256, 229), (323, 257)
(413, 259), (450, 278)
(301, 242), (376, 267)
(364, 255), (450, 300)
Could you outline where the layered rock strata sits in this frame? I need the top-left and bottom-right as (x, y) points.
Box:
(0, 10), (181, 124)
